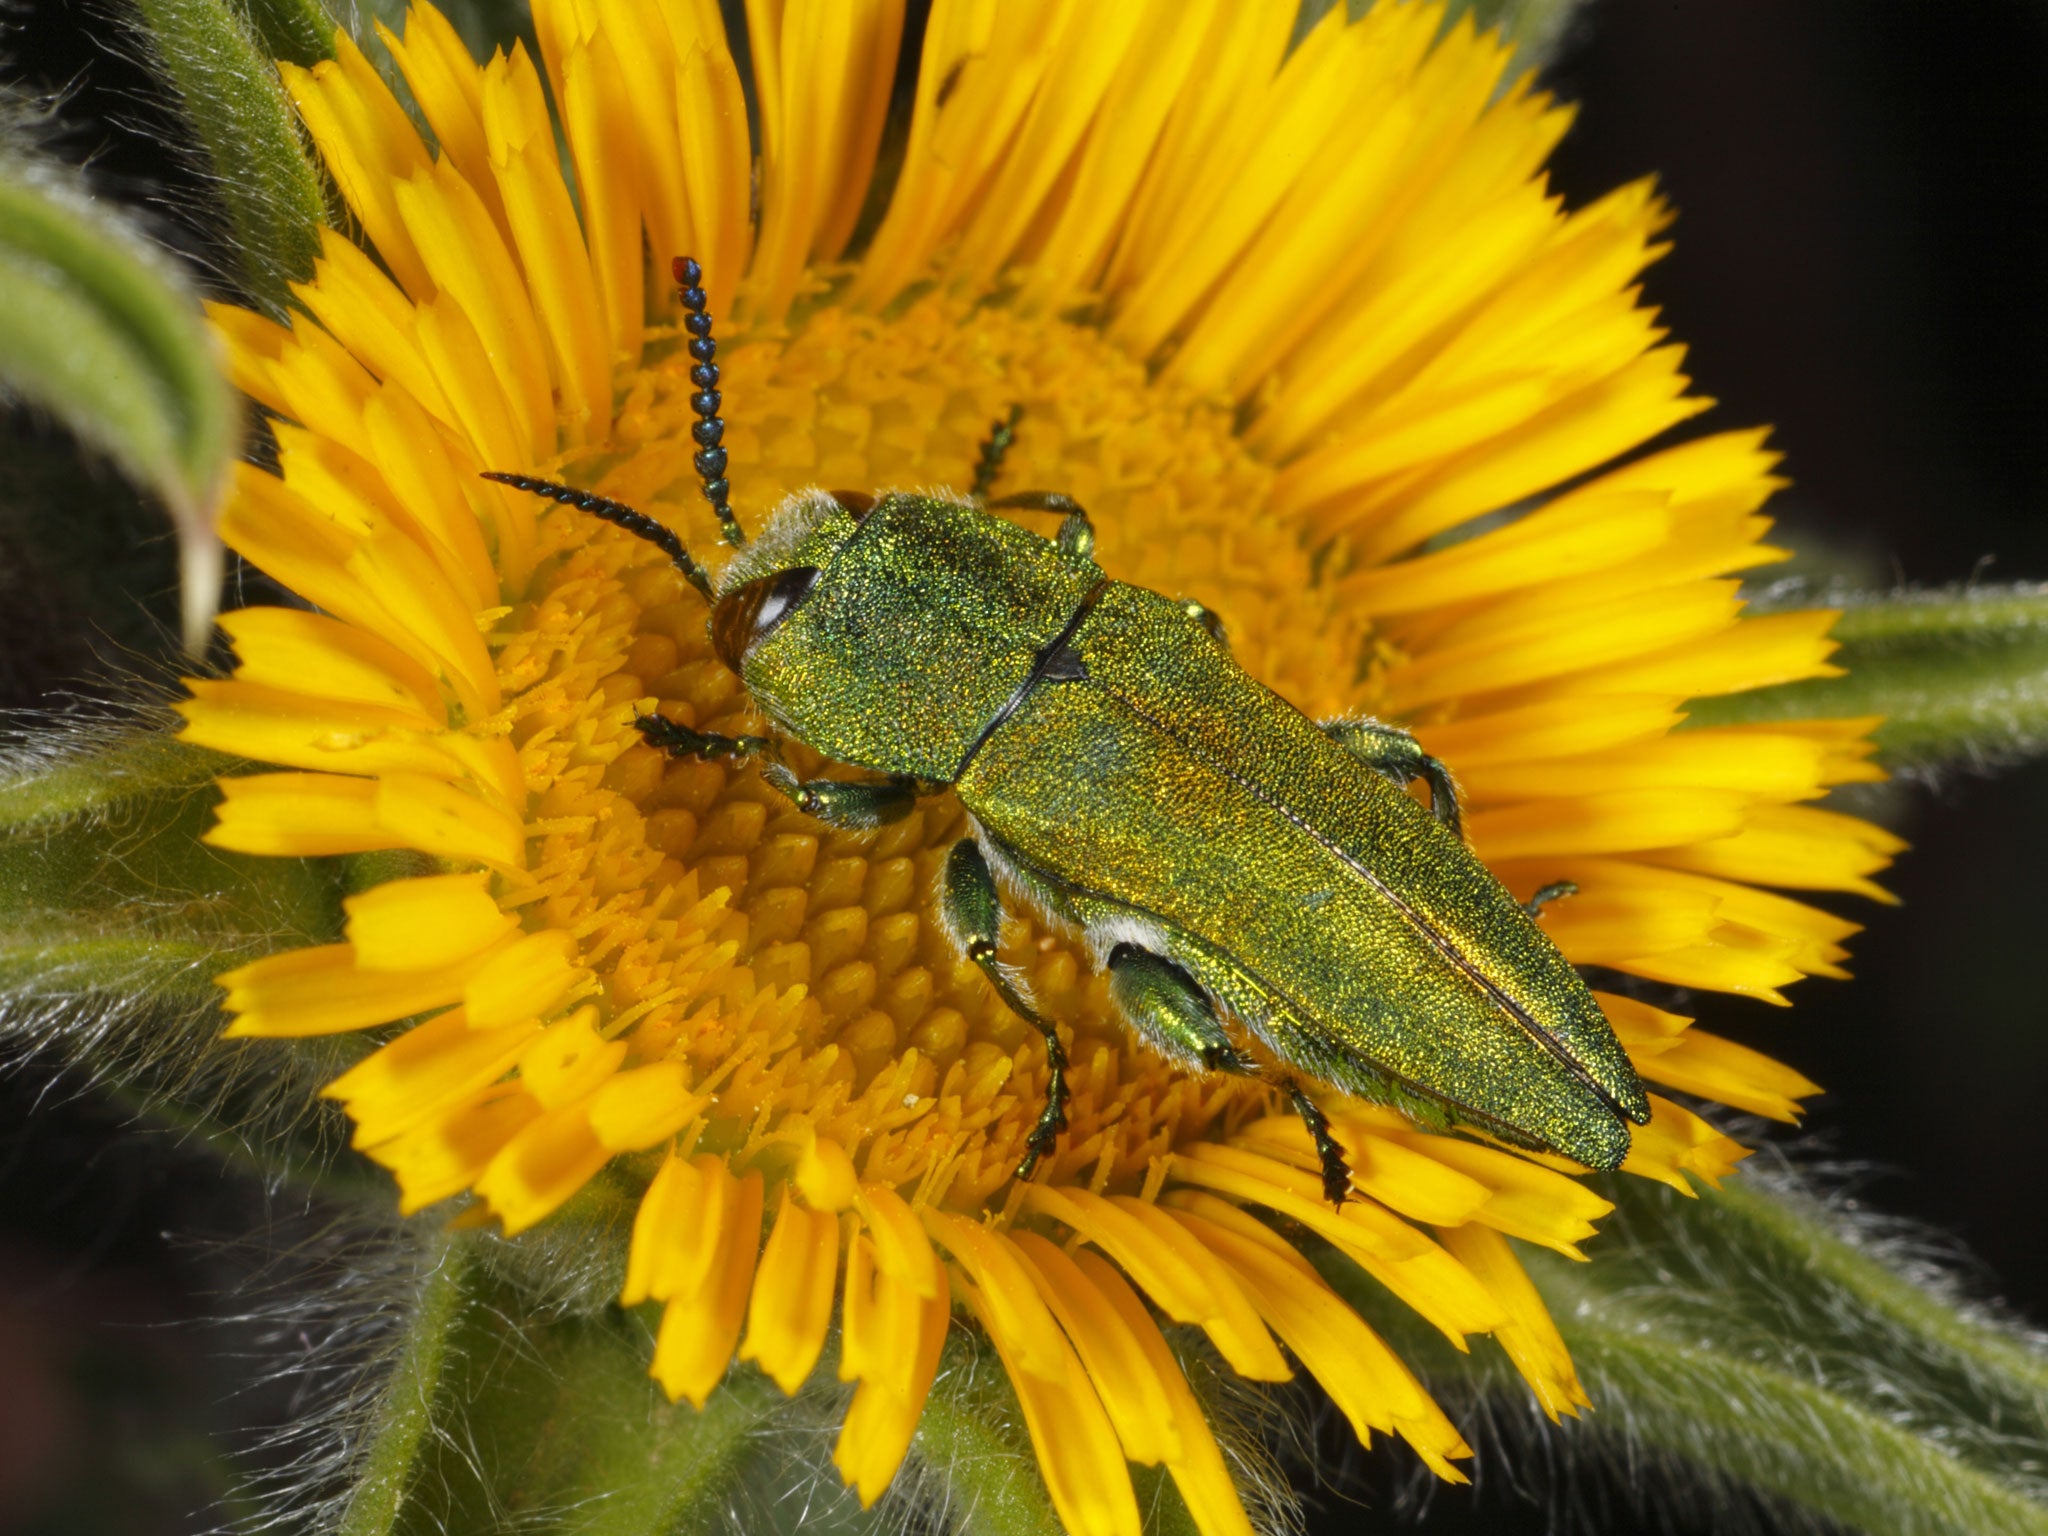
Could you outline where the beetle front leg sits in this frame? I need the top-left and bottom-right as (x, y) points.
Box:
(1321, 717), (1462, 838)
(940, 839), (1068, 1180)
(636, 713), (772, 764)
(760, 763), (922, 830)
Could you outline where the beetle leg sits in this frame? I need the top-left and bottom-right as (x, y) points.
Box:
(1285, 1085), (1353, 1208)
(635, 713), (771, 764)
(1104, 944), (1256, 1076)
(940, 840), (1069, 1180)
(761, 763), (922, 829)
(1321, 717), (1462, 838)
(1522, 879), (1579, 919)
(984, 491), (1096, 560)
(1181, 600), (1228, 649)
(970, 405), (1023, 500)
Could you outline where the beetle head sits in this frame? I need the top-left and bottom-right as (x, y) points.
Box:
(709, 490), (875, 672)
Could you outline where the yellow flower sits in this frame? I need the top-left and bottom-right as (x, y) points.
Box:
(182, 1), (1899, 1528)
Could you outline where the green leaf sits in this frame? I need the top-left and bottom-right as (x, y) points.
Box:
(0, 720), (357, 1191)
(332, 1232), (799, 1536)
(126, 0), (328, 315)
(1689, 585), (2048, 776)
(1326, 1166), (2048, 1536)
(240, 0), (341, 68)
(0, 159), (239, 650)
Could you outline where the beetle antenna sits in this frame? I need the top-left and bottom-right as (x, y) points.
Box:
(479, 473), (716, 602)
(674, 256), (744, 549)
(970, 404), (1023, 501)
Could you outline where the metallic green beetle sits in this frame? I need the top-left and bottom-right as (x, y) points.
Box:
(487, 258), (1650, 1204)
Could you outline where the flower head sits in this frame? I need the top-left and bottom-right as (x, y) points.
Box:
(183, 1), (1896, 1527)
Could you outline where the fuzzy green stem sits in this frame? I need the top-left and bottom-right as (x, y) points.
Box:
(909, 1332), (1068, 1536)
(1691, 585), (2048, 773)
(338, 1236), (468, 1536)
(127, 0), (327, 313)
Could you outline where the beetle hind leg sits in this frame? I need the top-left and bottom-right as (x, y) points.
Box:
(1104, 944), (1255, 1077)
(1322, 717), (1462, 838)
(1286, 1086), (1353, 1208)
(940, 840), (1069, 1180)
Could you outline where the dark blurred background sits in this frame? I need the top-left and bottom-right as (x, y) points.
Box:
(1, 0), (2046, 1531)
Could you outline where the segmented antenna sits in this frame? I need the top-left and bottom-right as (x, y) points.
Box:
(479, 472), (715, 601)
(673, 256), (744, 548)
(970, 404), (1022, 501)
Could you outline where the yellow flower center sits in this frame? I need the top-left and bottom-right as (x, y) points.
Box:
(506, 289), (1376, 1209)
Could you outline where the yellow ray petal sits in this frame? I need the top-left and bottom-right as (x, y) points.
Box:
(1010, 1231), (1182, 1467)
(1643, 803), (1904, 901)
(216, 607), (447, 723)
(1437, 1223), (1588, 1419)
(203, 771), (392, 858)
(653, 1164), (764, 1406)
(324, 1005), (541, 1147)
(955, 1270), (1141, 1536)
(1073, 1248), (1259, 1536)
(1172, 1197), (1472, 1481)
(1621, 1096), (1752, 1192)
(379, 3), (509, 239)
(740, 1188), (842, 1394)
(281, 37), (436, 298)
(1022, 1184), (1288, 1381)
(220, 937), (510, 1037)
(481, 43), (612, 446)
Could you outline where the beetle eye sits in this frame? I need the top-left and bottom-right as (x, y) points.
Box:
(711, 565), (819, 671)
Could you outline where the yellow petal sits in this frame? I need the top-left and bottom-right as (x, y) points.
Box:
(739, 1189), (841, 1394)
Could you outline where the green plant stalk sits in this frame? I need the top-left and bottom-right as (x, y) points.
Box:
(1693, 585), (2048, 774)
(128, 0), (328, 313)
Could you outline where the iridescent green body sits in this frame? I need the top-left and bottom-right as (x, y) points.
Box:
(731, 490), (1650, 1169)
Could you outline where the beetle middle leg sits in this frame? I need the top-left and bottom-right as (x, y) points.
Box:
(940, 839), (1069, 1180)
(1321, 717), (1462, 837)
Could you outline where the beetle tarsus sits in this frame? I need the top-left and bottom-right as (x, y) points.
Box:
(634, 713), (770, 764)
(1523, 880), (1579, 919)
(1288, 1086), (1352, 1208)
(1014, 1025), (1069, 1181)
